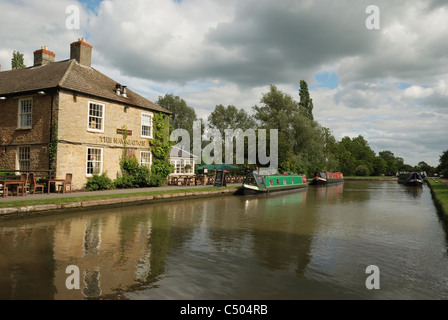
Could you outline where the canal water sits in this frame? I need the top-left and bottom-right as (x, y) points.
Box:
(0, 180), (447, 300)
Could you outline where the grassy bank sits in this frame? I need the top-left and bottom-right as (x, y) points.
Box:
(0, 186), (236, 209)
(427, 179), (448, 217)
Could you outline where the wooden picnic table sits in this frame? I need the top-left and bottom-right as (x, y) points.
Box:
(0, 179), (26, 197)
(38, 178), (66, 194)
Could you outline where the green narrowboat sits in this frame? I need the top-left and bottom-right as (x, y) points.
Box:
(238, 173), (308, 195)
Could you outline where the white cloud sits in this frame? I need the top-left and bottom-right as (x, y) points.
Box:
(403, 86), (435, 100)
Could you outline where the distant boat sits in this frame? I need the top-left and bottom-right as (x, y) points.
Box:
(237, 173), (308, 195)
(397, 172), (424, 186)
(310, 171), (344, 186)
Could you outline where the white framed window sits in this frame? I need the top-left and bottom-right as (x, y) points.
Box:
(140, 151), (152, 169)
(141, 113), (153, 138)
(88, 102), (105, 132)
(86, 147), (103, 176)
(170, 159), (194, 175)
(17, 146), (31, 171)
(18, 98), (32, 129)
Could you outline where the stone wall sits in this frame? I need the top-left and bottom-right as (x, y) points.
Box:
(0, 93), (53, 172)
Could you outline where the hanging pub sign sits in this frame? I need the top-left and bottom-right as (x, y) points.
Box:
(116, 128), (133, 136)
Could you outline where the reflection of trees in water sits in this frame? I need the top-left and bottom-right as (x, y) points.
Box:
(203, 192), (315, 277)
(330, 181), (372, 203)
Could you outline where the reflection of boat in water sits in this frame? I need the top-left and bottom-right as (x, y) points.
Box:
(310, 171), (344, 185)
(237, 173), (308, 195)
(397, 172), (424, 187)
(314, 182), (344, 200)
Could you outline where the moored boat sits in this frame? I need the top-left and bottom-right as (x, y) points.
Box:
(310, 171), (344, 186)
(237, 173), (308, 195)
(398, 172), (423, 186)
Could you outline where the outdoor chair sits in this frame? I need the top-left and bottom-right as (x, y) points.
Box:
(15, 173), (29, 196)
(58, 173), (73, 193)
(29, 173), (44, 195)
(0, 184), (7, 198)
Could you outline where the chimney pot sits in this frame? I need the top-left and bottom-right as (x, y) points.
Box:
(70, 37), (92, 67)
(33, 46), (55, 66)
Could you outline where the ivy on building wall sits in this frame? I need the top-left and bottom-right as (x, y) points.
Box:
(49, 120), (58, 170)
(150, 112), (174, 179)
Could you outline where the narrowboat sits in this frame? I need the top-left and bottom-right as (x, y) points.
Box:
(310, 171), (344, 185)
(398, 172), (423, 186)
(237, 173), (308, 195)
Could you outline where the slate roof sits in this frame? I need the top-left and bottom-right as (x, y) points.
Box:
(0, 60), (171, 114)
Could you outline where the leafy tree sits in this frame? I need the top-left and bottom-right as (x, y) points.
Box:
(379, 150), (398, 175)
(208, 104), (256, 136)
(252, 84), (326, 175)
(157, 94), (199, 153)
(319, 126), (340, 171)
(438, 150), (448, 176)
(11, 51), (26, 69)
(298, 80), (314, 120)
(253, 85), (301, 173)
(355, 164), (370, 176)
(339, 135), (376, 175)
(417, 161), (435, 176)
(157, 93), (197, 133)
(372, 156), (387, 176)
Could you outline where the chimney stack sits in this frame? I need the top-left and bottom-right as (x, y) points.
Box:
(33, 46), (55, 66)
(70, 37), (92, 67)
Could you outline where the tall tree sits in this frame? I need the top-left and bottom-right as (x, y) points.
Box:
(252, 84), (325, 175)
(11, 51), (26, 69)
(438, 150), (448, 176)
(379, 150), (398, 175)
(339, 135), (376, 175)
(299, 80), (314, 120)
(208, 104), (256, 136)
(157, 94), (198, 151)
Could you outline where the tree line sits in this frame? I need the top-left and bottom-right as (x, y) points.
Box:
(158, 81), (446, 177)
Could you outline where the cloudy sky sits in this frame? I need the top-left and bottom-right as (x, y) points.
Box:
(1, 0), (447, 166)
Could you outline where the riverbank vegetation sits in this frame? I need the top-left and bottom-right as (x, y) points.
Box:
(159, 81), (445, 178)
(427, 179), (448, 217)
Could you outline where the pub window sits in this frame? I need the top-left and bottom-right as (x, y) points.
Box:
(184, 160), (192, 174)
(140, 151), (152, 169)
(88, 102), (105, 132)
(18, 98), (32, 129)
(141, 113), (153, 138)
(86, 147), (103, 176)
(17, 146), (31, 172)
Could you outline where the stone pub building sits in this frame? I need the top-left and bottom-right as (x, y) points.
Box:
(0, 38), (171, 190)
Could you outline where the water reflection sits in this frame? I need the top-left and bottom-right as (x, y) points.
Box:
(0, 181), (448, 300)
(403, 185), (424, 198)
